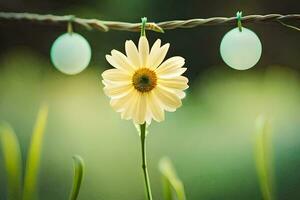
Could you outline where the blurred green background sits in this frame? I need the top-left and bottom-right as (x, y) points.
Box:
(0, 0), (300, 199)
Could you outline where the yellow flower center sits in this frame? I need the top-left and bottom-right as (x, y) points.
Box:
(132, 68), (157, 93)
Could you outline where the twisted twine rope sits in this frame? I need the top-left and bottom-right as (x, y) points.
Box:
(0, 12), (299, 32)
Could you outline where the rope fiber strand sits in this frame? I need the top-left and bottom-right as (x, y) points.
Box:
(0, 12), (299, 32)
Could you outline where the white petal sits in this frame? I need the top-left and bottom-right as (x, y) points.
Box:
(173, 89), (186, 99)
(157, 76), (189, 90)
(125, 40), (140, 69)
(102, 79), (131, 88)
(145, 106), (152, 124)
(120, 90), (139, 119)
(103, 83), (132, 99)
(150, 39), (161, 54)
(153, 86), (182, 112)
(148, 39), (161, 68)
(147, 92), (165, 122)
(157, 67), (187, 78)
(137, 93), (148, 124)
(148, 43), (170, 70)
(155, 56), (185, 74)
(138, 36), (149, 68)
(102, 69), (131, 82)
(110, 89), (135, 112)
(106, 50), (134, 73)
(132, 93), (147, 124)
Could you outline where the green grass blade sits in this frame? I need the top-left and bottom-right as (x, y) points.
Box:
(69, 155), (85, 200)
(159, 157), (186, 200)
(0, 122), (23, 200)
(23, 104), (49, 200)
(161, 175), (173, 200)
(254, 115), (275, 200)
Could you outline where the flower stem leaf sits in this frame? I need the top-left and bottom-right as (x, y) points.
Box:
(23, 104), (48, 200)
(254, 115), (275, 200)
(0, 122), (23, 200)
(69, 155), (85, 200)
(159, 157), (186, 200)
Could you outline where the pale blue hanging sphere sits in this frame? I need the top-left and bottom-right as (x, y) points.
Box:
(51, 32), (91, 75)
(220, 27), (262, 70)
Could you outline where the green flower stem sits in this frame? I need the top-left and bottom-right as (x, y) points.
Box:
(140, 123), (153, 200)
(67, 15), (75, 34)
(67, 22), (73, 34)
(236, 11), (243, 32)
(141, 17), (147, 37)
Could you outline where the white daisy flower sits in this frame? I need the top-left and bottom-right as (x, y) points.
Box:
(102, 36), (189, 124)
